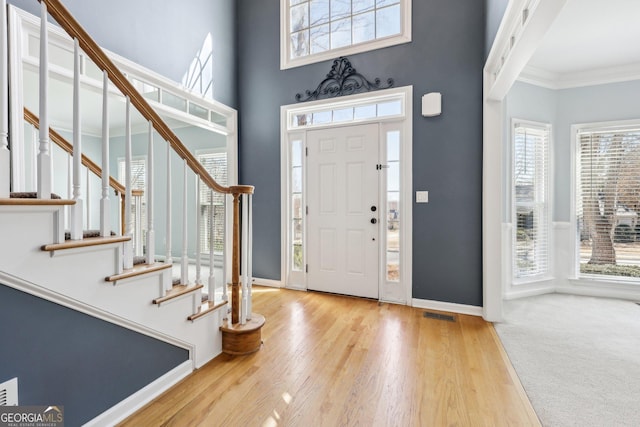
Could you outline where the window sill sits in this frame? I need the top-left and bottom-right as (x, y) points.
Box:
(512, 276), (554, 286)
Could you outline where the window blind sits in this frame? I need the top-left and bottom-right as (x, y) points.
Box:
(513, 123), (550, 279)
(577, 127), (640, 278)
(197, 152), (227, 254)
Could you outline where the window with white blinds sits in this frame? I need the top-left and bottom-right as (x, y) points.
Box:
(118, 157), (147, 248)
(512, 122), (550, 279)
(197, 151), (227, 254)
(576, 124), (640, 279)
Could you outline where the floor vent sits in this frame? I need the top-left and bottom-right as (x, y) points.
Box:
(423, 311), (456, 322)
(0, 378), (18, 406)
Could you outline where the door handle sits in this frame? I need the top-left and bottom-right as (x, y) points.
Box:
(371, 218), (377, 224)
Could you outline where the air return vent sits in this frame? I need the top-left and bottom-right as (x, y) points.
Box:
(0, 378), (18, 406)
(423, 311), (456, 322)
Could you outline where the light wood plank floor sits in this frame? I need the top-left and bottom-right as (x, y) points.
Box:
(120, 287), (540, 426)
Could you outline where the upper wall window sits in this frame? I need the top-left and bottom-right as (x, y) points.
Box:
(281, 0), (412, 69)
(576, 122), (640, 281)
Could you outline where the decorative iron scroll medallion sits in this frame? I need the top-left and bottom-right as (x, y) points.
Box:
(295, 57), (394, 102)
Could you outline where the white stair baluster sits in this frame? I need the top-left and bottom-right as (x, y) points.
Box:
(247, 194), (253, 319)
(0, 0), (9, 197)
(181, 160), (189, 285)
(222, 193), (228, 304)
(241, 193), (248, 324)
(70, 38), (83, 240)
(208, 189), (215, 303)
(195, 177), (202, 286)
(123, 97), (133, 269)
(165, 141), (172, 265)
(37, 1), (52, 199)
(100, 71), (110, 236)
(85, 166), (90, 228)
(146, 121), (155, 265)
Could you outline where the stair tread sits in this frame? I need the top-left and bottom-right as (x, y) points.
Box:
(106, 262), (172, 282)
(153, 283), (204, 305)
(188, 300), (227, 321)
(0, 197), (75, 206)
(42, 235), (130, 251)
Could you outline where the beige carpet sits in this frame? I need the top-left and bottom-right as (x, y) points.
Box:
(494, 294), (640, 427)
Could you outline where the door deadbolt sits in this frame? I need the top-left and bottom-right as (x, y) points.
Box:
(371, 205), (377, 212)
(371, 218), (377, 224)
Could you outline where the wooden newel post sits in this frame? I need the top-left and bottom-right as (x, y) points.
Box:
(231, 192), (241, 324)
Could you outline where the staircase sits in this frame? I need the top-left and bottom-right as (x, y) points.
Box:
(0, 0), (263, 424)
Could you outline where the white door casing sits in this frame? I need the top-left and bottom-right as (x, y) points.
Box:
(306, 123), (380, 298)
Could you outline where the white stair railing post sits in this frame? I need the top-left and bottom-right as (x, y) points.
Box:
(165, 141), (172, 265)
(69, 38), (83, 240)
(241, 193), (249, 324)
(181, 160), (189, 285)
(247, 194), (253, 319)
(146, 121), (155, 265)
(195, 177), (202, 286)
(99, 71), (110, 236)
(0, 0), (9, 198)
(37, 1), (52, 199)
(123, 97), (133, 269)
(208, 189), (215, 303)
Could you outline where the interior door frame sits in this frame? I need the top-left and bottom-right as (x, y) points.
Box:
(280, 86), (413, 304)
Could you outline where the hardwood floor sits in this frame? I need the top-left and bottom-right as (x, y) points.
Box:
(120, 287), (540, 426)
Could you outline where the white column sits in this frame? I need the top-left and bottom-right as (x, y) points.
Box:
(247, 194), (253, 318)
(146, 121), (155, 264)
(99, 71), (110, 236)
(181, 160), (189, 285)
(0, 0), (10, 197)
(37, 1), (52, 199)
(123, 97), (133, 269)
(195, 177), (202, 286)
(241, 193), (249, 324)
(69, 39), (83, 240)
(165, 141), (172, 265)
(208, 189), (215, 303)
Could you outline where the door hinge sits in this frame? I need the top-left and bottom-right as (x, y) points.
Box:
(306, 264), (308, 273)
(305, 147), (309, 156)
(306, 205), (309, 215)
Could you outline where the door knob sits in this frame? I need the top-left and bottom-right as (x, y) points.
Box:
(371, 218), (377, 224)
(371, 206), (377, 212)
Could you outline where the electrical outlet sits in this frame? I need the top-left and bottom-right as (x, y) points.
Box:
(416, 191), (429, 203)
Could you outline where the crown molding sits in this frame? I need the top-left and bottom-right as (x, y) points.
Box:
(519, 62), (640, 90)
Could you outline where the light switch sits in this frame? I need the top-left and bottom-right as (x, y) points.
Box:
(416, 191), (429, 203)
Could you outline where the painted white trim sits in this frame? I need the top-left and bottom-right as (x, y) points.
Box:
(279, 0), (412, 70)
(412, 298), (483, 317)
(519, 62), (640, 90)
(84, 360), (192, 427)
(251, 277), (283, 288)
(280, 86), (412, 304)
(557, 280), (640, 301)
(0, 270), (194, 354)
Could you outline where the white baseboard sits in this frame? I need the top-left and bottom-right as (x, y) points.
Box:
(84, 360), (193, 427)
(251, 277), (282, 288)
(412, 298), (483, 317)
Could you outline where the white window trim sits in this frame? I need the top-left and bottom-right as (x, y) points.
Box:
(280, 85), (412, 304)
(280, 0), (412, 70)
(570, 118), (640, 285)
(510, 118), (553, 285)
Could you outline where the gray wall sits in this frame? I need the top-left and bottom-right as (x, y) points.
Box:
(237, 0), (485, 305)
(9, 0), (237, 107)
(485, 0), (510, 58)
(0, 284), (188, 426)
(505, 79), (640, 223)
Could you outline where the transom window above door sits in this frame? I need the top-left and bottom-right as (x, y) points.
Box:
(281, 0), (412, 69)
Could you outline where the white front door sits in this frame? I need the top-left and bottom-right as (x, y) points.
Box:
(306, 123), (379, 299)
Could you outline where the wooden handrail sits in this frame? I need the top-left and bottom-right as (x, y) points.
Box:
(40, 0), (253, 197)
(24, 107), (143, 197)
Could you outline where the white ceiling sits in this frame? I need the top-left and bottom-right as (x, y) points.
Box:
(525, 0), (640, 85)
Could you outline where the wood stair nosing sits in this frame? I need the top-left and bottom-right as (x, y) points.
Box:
(105, 262), (172, 282)
(188, 300), (227, 322)
(42, 235), (131, 252)
(153, 283), (204, 305)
